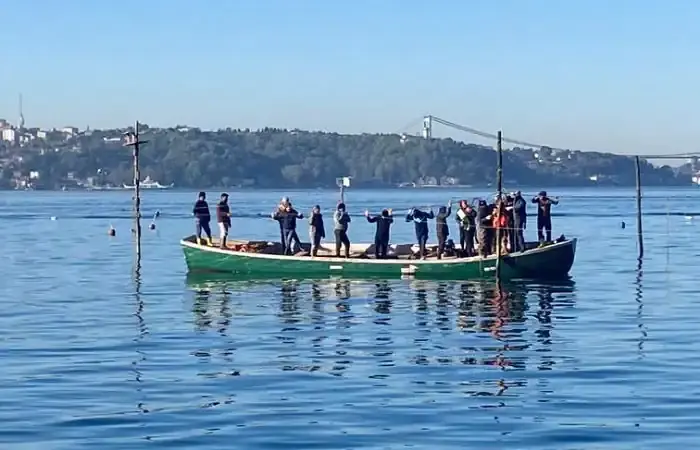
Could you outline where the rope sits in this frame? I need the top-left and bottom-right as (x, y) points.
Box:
(428, 115), (700, 159)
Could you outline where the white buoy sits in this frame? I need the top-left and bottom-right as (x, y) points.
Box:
(50, 216), (57, 221)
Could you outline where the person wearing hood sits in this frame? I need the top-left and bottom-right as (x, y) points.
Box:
(308, 205), (325, 256)
(405, 207), (435, 259)
(512, 191), (527, 252)
(531, 190), (559, 244)
(272, 201), (304, 255)
(216, 192), (232, 249)
(333, 202), (352, 258)
(192, 191), (213, 246)
(365, 208), (394, 259)
(435, 200), (452, 259)
(476, 199), (492, 257)
(455, 200), (477, 256)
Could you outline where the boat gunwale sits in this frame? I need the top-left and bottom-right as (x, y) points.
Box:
(180, 236), (577, 266)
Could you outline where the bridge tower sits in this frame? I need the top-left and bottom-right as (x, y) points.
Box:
(422, 115), (432, 139)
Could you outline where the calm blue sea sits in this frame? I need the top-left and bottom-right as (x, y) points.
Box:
(1, 187), (698, 449)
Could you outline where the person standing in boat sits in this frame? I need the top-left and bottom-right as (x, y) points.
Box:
(435, 200), (452, 259)
(532, 191), (559, 244)
(365, 208), (393, 259)
(272, 202), (304, 255)
(216, 193), (232, 249)
(276, 196), (291, 253)
(476, 200), (492, 257)
(456, 200), (477, 256)
(192, 191), (213, 246)
(492, 200), (509, 254)
(512, 191), (527, 252)
(405, 207), (434, 259)
(308, 205), (325, 256)
(333, 202), (351, 258)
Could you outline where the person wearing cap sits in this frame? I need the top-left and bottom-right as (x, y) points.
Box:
(216, 193), (232, 248)
(192, 191), (213, 246)
(531, 190), (559, 244)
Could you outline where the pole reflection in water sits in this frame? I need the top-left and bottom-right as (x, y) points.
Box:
(132, 257), (149, 414)
(635, 258), (647, 359)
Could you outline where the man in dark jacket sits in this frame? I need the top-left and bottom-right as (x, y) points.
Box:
(435, 200), (452, 259)
(365, 208), (393, 259)
(216, 193), (231, 249)
(512, 191), (527, 252)
(272, 203), (304, 255)
(406, 207), (435, 259)
(308, 205), (325, 256)
(192, 191), (212, 246)
(531, 190), (559, 244)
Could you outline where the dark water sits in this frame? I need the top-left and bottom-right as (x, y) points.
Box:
(1, 187), (698, 449)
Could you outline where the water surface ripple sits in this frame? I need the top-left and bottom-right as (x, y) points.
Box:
(0, 188), (698, 449)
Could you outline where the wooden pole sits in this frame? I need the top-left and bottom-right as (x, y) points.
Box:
(123, 122), (148, 273)
(133, 121), (142, 268)
(495, 131), (503, 281)
(635, 155), (644, 260)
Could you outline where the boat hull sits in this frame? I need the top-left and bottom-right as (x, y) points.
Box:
(181, 237), (576, 280)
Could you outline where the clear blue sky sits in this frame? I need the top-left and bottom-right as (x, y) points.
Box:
(1, 0), (698, 155)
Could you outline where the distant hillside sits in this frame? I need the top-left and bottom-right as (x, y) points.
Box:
(0, 125), (692, 189)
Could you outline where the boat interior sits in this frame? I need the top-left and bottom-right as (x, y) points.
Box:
(184, 235), (549, 260)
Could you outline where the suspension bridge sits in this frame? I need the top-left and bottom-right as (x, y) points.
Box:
(395, 114), (700, 175)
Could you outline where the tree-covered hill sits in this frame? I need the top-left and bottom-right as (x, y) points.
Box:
(0, 125), (690, 189)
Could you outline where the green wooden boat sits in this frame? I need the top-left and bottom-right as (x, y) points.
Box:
(181, 235), (577, 280)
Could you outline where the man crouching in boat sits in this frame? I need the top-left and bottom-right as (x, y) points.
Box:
(365, 208), (393, 259)
(193, 191), (213, 246)
(309, 205), (325, 256)
(272, 202), (304, 255)
(216, 193), (232, 249)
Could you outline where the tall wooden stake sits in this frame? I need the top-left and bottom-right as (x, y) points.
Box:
(635, 155), (644, 259)
(495, 130), (503, 281)
(123, 122), (148, 273)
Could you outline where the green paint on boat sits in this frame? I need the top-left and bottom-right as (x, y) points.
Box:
(181, 235), (576, 280)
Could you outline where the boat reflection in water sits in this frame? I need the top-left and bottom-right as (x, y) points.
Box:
(185, 273), (577, 401)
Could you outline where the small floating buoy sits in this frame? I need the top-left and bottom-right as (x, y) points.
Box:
(50, 216), (57, 221)
(108, 226), (116, 236)
(621, 221), (626, 229)
(149, 223), (156, 230)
